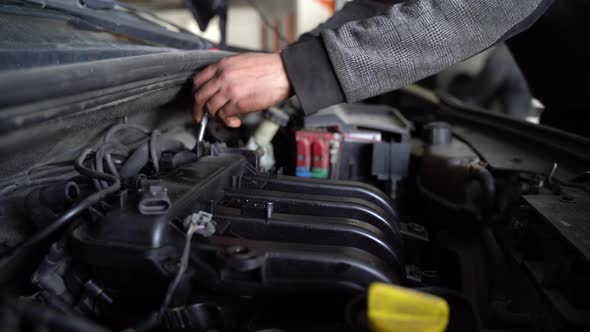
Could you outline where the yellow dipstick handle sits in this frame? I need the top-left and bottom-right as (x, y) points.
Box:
(368, 283), (449, 332)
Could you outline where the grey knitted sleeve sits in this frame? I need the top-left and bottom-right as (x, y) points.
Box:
(320, 0), (547, 103)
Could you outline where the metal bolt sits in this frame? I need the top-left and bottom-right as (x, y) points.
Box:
(227, 246), (250, 256)
(408, 223), (425, 234)
(560, 195), (576, 204)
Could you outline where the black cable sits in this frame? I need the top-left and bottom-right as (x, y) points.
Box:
(158, 224), (195, 317)
(95, 142), (129, 189)
(467, 165), (532, 326)
(245, 0), (289, 44)
(468, 163), (496, 221)
(120, 141), (150, 178)
(90, 162), (103, 193)
(0, 149), (120, 268)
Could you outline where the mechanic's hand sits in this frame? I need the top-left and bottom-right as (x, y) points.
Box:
(193, 52), (292, 128)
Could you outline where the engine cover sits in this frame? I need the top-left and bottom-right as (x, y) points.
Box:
(69, 150), (405, 300)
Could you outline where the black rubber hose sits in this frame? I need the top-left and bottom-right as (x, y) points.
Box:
(0, 149), (120, 269)
(119, 141), (149, 177)
(468, 165), (503, 294)
(95, 141), (128, 189)
(468, 165), (503, 288)
(105, 153), (120, 178)
(468, 163), (531, 326)
(120, 136), (185, 177)
(105, 134), (150, 179)
(24, 181), (80, 228)
(468, 163), (496, 221)
(103, 123), (150, 180)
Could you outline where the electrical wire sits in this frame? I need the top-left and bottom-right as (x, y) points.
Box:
(158, 223), (200, 317)
(136, 222), (202, 332)
(245, 0), (289, 45)
(0, 149), (120, 269)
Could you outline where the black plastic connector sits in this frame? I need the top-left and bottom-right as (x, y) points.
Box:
(137, 180), (170, 215)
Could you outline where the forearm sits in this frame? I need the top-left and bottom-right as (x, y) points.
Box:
(283, 0), (553, 114)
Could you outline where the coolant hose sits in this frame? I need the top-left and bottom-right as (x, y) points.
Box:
(119, 136), (185, 177)
(468, 164), (496, 220)
(468, 163), (530, 326)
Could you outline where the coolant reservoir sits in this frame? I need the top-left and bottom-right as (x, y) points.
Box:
(246, 107), (289, 171)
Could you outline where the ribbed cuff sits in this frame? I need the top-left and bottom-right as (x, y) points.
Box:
(281, 37), (345, 115)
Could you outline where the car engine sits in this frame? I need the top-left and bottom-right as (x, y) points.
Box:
(1, 54), (589, 332)
(0, 117), (412, 331)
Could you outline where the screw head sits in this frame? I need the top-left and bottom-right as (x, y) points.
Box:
(408, 223), (425, 234)
(560, 195), (576, 204)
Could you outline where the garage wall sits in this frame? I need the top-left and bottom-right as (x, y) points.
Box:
(296, 0), (332, 36)
(157, 6), (262, 50)
(156, 0), (335, 51)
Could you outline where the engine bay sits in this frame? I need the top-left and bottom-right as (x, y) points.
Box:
(0, 68), (589, 332)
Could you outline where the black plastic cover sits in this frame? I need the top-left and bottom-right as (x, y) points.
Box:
(69, 150), (405, 296)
